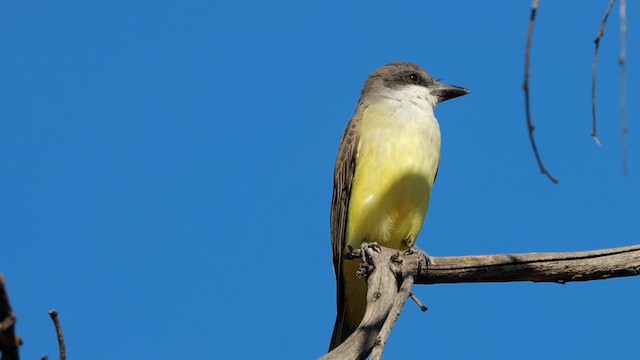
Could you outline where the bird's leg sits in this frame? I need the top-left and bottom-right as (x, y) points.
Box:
(356, 260), (373, 279)
(355, 242), (380, 278)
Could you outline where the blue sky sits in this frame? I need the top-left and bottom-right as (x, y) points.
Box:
(1, 1), (638, 359)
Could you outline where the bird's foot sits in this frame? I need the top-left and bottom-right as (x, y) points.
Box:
(355, 261), (373, 278)
(403, 244), (435, 273)
(346, 242), (381, 260)
(361, 242), (381, 253)
(345, 245), (361, 260)
(355, 242), (380, 278)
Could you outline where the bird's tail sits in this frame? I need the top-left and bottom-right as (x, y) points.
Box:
(328, 306), (355, 351)
(329, 259), (367, 351)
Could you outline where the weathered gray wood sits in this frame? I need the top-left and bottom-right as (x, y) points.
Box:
(416, 244), (640, 284)
(369, 253), (414, 360)
(320, 244), (414, 360)
(321, 244), (640, 359)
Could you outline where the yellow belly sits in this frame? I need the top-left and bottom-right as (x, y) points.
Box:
(342, 103), (440, 330)
(345, 105), (440, 250)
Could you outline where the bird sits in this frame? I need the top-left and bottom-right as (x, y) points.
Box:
(329, 62), (469, 351)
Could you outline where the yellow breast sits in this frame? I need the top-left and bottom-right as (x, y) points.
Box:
(345, 100), (441, 250)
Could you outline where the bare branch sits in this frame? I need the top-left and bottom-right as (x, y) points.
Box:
(321, 244), (640, 359)
(321, 244), (415, 360)
(48, 310), (65, 360)
(619, 0), (628, 174)
(415, 244), (640, 284)
(523, 0), (559, 184)
(592, 0), (616, 146)
(370, 253), (414, 360)
(0, 275), (21, 360)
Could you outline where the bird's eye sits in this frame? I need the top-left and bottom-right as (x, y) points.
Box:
(409, 73), (419, 83)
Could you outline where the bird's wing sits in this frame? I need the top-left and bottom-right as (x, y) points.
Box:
(329, 107), (362, 350)
(331, 108), (362, 277)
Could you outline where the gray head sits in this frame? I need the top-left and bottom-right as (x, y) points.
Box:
(360, 62), (469, 105)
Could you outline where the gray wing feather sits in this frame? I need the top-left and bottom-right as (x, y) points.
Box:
(329, 108), (362, 350)
(331, 108), (362, 277)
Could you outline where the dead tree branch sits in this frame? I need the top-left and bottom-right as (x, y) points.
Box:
(320, 244), (416, 360)
(0, 275), (21, 360)
(369, 251), (414, 360)
(322, 244), (640, 359)
(415, 244), (640, 284)
(591, 0), (616, 146)
(48, 310), (65, 360)
(523, 0), (559, 184)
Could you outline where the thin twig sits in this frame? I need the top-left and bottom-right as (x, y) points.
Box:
(523, 0), (559, 184)
(592, 0), (616, 146)
(620, 0), (628, 174)
(48, 310), (66, 360)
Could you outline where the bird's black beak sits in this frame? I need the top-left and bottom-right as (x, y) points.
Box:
(431, 83), (470, 103)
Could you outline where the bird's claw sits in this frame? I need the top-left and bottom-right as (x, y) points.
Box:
(362, 242), (381, 253)
(345, 245), (362, 260)
(404, 245), (435, 273)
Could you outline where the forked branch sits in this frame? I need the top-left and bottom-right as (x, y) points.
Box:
(320, 244), (416, 360)
(321, 244), (640, 359)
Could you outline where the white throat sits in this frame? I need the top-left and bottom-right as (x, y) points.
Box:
(364, 84), (438, 116)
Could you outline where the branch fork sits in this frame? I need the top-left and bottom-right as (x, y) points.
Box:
(322, 243), (640, 359)
(322, 244), (420, 360)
